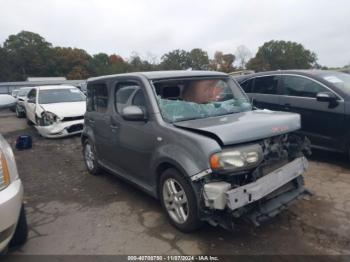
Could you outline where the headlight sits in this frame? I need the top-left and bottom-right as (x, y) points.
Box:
(210, 144), (263, 172)
(0, 151), (10, 191)
(40, 111), (59, 126)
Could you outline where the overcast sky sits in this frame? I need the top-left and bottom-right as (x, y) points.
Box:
(0, 0), (349, 67)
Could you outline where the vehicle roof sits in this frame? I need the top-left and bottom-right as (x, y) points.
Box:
(33, 85), (78, 90)
(88, 70), (228, 82)
(234, 69), (343, 81)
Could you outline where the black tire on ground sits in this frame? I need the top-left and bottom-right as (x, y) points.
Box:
(83, 139), (102, 176)
(26, 118), (33, 126)
(10, 204), (28, 247)
(16, 106), (25, 118)
(159, 168), (203, 233)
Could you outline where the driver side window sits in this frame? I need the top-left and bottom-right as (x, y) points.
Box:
(115, 82), (146, 114)
(27, 89), (36, 102)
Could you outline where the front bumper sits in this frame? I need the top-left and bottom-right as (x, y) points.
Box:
(226, 157), (308, 210)
(0, 179), (23, 252)
(36, 119), (84, 138)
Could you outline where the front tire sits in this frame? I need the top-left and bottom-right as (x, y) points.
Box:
(83, 140), (102, 175)
(159, 168), (203, 232)
(10, 204), (28, 247)
(16, 106), (25, 118)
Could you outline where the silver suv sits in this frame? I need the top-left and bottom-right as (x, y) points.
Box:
(82, 71), (310, 232)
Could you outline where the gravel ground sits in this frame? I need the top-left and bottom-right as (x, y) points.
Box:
(1, 111), (349, 255)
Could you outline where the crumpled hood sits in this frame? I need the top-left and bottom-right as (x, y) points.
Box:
(40, 101), (86, 118)
(173, 110), (301, 146)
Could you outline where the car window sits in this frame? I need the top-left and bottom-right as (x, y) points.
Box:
(87, 83), (108, 113)
(253, 76), (279, 95)
(240, 78), (253, 93)
(115, 82), (141, 114)
(27, 89), (36, 99)
(282, 75), (328, 98)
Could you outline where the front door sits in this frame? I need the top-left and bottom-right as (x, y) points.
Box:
(280, 74), (346, 151)
(108, 80), (158, 187)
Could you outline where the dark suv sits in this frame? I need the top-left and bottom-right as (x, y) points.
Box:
(236, 70), (350, 155)
(82, 70), (310, 232)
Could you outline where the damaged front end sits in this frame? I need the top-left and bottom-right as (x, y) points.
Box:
(193, 133), (312, 229)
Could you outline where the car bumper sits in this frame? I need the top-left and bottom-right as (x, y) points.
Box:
(36, 119), (84, 138)
(0, 179), (23, 252)
(226, 157), (308, 210)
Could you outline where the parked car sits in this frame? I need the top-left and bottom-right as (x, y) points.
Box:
(0, 94), (28, 253)
(82, 70), (310, 232)
(24, 85), (86, 138)
(10, 90), (19, 98)
(235, 70), (350, 155)
(15, 87), (32, 118)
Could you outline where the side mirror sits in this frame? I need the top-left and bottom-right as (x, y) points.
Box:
(0, 94), (16, 110)
(316, 92), (337, 102)
(122, 106), (146, 121)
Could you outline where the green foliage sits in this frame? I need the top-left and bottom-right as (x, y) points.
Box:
(160, 49), (209, 70)
(0, 31), (322, 81)
(246, 40), (317, 72)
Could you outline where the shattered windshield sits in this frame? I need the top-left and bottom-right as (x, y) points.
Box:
(152, 77), (252, 122)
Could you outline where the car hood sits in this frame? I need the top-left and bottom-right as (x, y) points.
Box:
(173, 110), (301, 146)
(40, 101), (86, 118)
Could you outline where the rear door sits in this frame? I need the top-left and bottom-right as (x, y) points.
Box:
(86, 82), (112, 163)
(245, 74), (284, 111)
(279, 74), (346, 151)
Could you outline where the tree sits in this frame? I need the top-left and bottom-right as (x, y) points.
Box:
(160, 49), (191, 70)
(187, 48), (210, 70)
(235, 45), (252, 69)
(0, 46), (12, 81)
(246, 40), (317, 72)
(3, 31), (54, 80)
(210, 51), (236, 72)
(52, 47), (92, 79)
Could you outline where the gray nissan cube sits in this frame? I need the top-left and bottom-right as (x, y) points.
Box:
(82, 70), (311, 232)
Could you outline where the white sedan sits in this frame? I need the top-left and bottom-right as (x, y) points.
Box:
(24, 85), (86, 138)
(0, 95), (28, 253)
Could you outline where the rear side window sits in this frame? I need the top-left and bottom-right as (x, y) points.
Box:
(282, 75), (328, 98)
(240, 78), (253, 93)
(87, 83), (108, 113)
(253, 76), (279, 95)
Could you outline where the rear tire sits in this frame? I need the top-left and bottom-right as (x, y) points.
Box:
(159, 168), (203, 232)
(83, 140), (102, 175)
(10, 204), (28, 247)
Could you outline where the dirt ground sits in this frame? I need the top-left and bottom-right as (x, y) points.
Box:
(1, 111), (350, 255)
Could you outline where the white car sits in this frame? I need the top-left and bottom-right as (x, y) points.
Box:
(0, 95), (28, 253)
(24, 85), (86, 138)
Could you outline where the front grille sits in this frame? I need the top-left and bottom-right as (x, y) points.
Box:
(66, 124), (83, 133)
(62, 116), (84, 122)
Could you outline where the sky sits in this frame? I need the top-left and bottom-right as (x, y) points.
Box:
(0, 0), (349, 67)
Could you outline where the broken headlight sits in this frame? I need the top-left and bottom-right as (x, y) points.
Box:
(40, 111), (59, 126)
(210, 144), (263, 172)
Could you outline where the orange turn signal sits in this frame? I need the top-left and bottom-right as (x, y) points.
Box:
(0, 153), (10, 186)
(210, 154), (221, 169)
